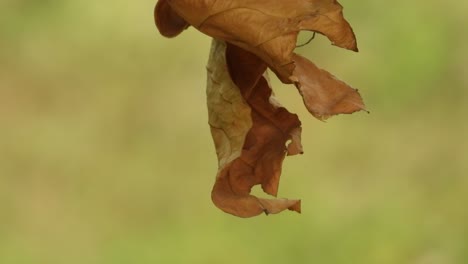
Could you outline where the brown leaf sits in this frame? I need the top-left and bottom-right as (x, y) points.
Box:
(155, 0), (357, 82)
(208, 40), (301, 218)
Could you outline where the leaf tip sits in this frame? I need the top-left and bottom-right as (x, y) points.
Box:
(154, 0), (189, 38)
(289, 199), (301, 214)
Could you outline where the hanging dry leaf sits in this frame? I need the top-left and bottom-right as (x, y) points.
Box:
(154, 0), (366, 217)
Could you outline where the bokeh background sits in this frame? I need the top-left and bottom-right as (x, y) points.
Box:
(1, 0), (467, 263)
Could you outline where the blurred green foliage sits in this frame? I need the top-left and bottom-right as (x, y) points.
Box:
(1, 0), (467, 263)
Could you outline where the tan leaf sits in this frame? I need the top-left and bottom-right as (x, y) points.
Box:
(208, 40), (301, 218)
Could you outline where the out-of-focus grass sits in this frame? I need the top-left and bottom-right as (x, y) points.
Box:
(0, 0), (467, 263)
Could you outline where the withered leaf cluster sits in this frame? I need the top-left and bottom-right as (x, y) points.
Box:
(155, 0), (366, 217)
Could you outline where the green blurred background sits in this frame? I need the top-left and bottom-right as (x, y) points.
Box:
(1, 0), (467, 263)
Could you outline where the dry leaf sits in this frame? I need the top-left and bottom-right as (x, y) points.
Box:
(154, 0), (366, 217)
